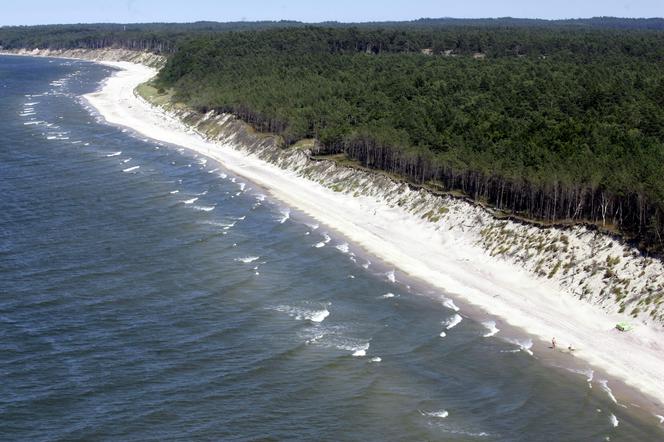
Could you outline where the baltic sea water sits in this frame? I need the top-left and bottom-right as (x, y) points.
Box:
(1, 55), (663, 441)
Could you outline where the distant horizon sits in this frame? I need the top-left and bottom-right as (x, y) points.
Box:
(3, 16), (664, 28)
(1, 0), (663, 27)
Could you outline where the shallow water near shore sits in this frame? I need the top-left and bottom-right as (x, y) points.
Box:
(2, 55), (664, 440)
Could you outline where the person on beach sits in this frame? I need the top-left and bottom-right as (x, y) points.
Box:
(551, 337), (556, 350)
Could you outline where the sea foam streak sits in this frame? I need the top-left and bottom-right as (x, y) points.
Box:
(182, 197), (198, 204)
(335, 340), (370, 357)
(421, 410), (449, 419)
(504, 338), (534, 356)
(106, 151), (122, 157)
(122, 165), (139, 173)
(335, 242), (350, 253)
(482, 321), (500, 337)
(380, 293), (396, 299)
(386, 270), (396, 283)
(314, 233), (331, 248)
(274, 304), (330, 323)
(610, 414), (619, 427)
(598, 380), (618, 404)
(235, 256), (260, 264)
(351, 342), (370, 357)
(443, 298), (460, 312)
(278, 208), (290, 224)
(567, 367), (594, 385)
(193, 205), (216, 212)
(443, 314), (463, 330)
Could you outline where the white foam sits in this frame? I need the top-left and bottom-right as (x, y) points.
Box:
(380, 293), (396, 299)
(24, 101), (39, 105)
(193, 205), (216, 212)
(567, 367), (594, 385)
(335, 242), (350, 253)
(341, 341), (369, 357)
(314, 233), (331, 248)
(182, 197), (199, 204)
(421, 410), (449, 419)
(306, 222), (319, 230)
(610, 414), (619, 427)
(443, 313), (463, 330)
(371, 356), (382, 362)
(362, 260), (371, 269)
(122, 158), (132, 163)
(655, 414), (664, 424)
(482, 321), (500, 337)
(439, 331), (447, 338)
(505, 338), (534, 356)
(255, 194), (266, 202)
(236, 256), (260, 264)
(238, 182), (246, 191)
(443, 298), (460, 312)
(219, 172), (228, 178)
(599, 380), (618, 404)
(278, 208), (290, 224)
(274, 304), (330, 323)
(170, 190), (180, 194)
(386, 270), (396, 283)
(122, 165), (139, 173)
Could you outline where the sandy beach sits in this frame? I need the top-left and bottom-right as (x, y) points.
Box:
(83, 61), (664, 413)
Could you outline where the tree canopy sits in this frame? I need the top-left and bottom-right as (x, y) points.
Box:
(156, 26), (664, 252)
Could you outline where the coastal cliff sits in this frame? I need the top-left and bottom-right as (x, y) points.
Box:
(137, 83), (664, 328)
(0, 48), (166, 68)
(5, 48), (663, 328)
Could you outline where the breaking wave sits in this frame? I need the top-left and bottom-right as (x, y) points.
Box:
(481, 321), (499, 337)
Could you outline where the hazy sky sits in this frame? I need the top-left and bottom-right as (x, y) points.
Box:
(1, 0), (663, 26)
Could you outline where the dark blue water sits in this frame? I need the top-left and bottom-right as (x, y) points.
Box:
(1, 55), (663, 441)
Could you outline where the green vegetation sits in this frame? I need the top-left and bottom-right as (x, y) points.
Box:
(135, 82), (174, 107)
(155, 26), (664, 252)
(4, 19), (664, 252)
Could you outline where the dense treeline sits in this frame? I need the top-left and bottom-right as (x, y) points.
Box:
(156, 26), (664, 252)
(0, 21), (305, 53)
(3, 17), (664, 53)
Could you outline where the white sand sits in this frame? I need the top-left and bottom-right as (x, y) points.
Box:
(84, 61), (664, 407)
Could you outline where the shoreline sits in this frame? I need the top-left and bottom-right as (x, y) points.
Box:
(10, 53), (662, 418)
(84, 60), (664, 414)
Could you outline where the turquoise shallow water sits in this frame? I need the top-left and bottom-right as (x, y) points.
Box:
(1, 55), (663, 441)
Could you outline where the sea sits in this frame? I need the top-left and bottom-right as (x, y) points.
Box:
(1, 55), (663, 441)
